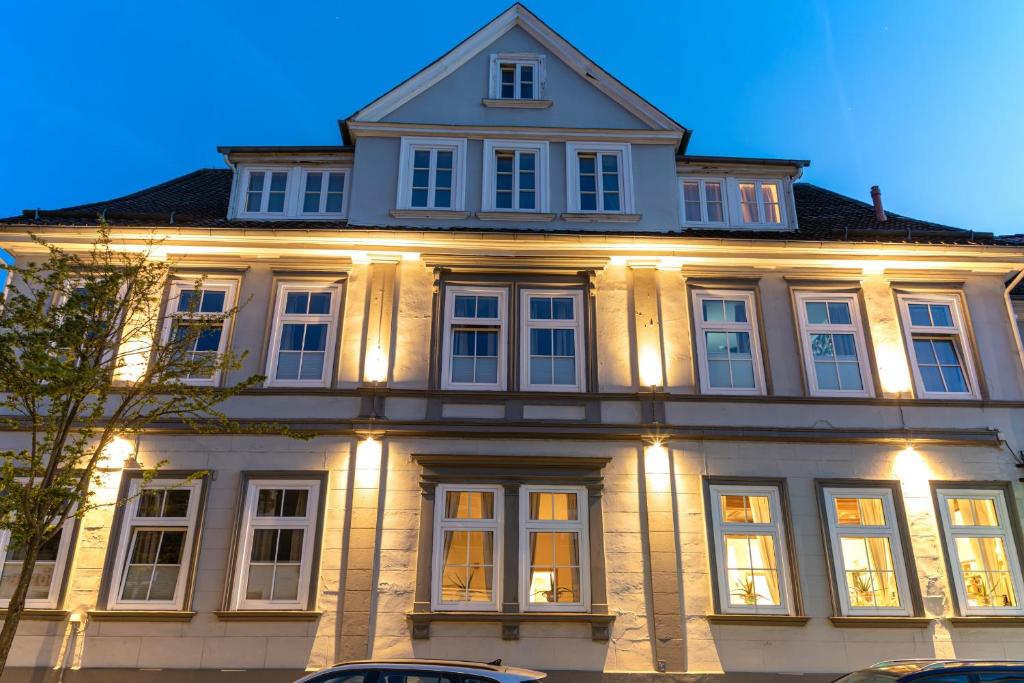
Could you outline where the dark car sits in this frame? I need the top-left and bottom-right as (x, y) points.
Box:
(833, 660), (1024, 683)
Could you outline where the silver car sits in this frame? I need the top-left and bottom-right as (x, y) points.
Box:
(295, 659), (547, 683)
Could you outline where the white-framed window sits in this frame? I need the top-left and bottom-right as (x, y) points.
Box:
(107, 478), (203, 611)
(230, 479), (321, 610)
(708, 483), (793, 615)
(0, 505), (75, 609)
(488, 53), (545, 100)
(482, 140), (549, 213)
(441, 287), (508, 391)
(432, 485), (503, 612)
(235, 167), (350, 220)
(692, 289), (766, 395)
(822, 487), (913, 616)
(679, 177), (726, 225)
(936, 488), (1024, 615)
(265, 281), (343, 388)
(520, 486), (589, 612)
(520, 289), (585, 392)
(397, 137), (467, 211)
(161, 279), (238, 386)
(896, 292), (979, 399)
(299, 169), (348, 216)
(565, 142), (635, 214)
(794, 291), (874, 397)
(242, 168), (291, 216)
(737, 180), (784, 225)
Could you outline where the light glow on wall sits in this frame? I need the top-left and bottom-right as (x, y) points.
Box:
(639, 348), (664, 388)
(894, 444), (932, 496)
(98, 436), (135, 471)
(364, 345), (388, 383)
(355, 436), (383, 489)
(113, 337), (152, 383)
(644, 441), (670, 475)
(876, 342), (914, 395)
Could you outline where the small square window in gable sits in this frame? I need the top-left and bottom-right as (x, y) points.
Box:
(489, 53), (546, 101)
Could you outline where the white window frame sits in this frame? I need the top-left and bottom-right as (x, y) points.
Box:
(708, 483), (794, 615)
(106, 478), (203, 611)
(678, 177), (728, 225)
(896, 292), (980, 399)
(440, 286), (509, 391)
(519, 485), (590, 613)
(264, 281), (344, 388)
(297, 168), (350, 217)
(0, 488), (75, 610)
(431, 484), (504, 612)
(519, 288), (586, 393)
(822, 487), (913, 616)
(481, 140), (550, 213)
(936, 488), (1024, 616)
(396, 137), (468, 211)
(793, 291), (875, 398)
(488, 53), (545, 100)
(234, 166), (351, 220)
(229, 479), (321, 611)
(691, 288), (766, 396)
(565, 142), (635, 214)
(735, 179), (785, 226)
(160, 278), (239, 387)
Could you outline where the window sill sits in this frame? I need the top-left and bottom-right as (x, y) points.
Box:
(88, 610), (196, 622)
(830, 616), (932, 628)
(948, 616), (1024, 627)
(0, 608), (68, 621)
(481, 98), (552, 109)
(407, 610), (614, 641)
(705, 614), (809, 626)
(390, 209), (470, 220)
(560, 212), (642, 223)
(214, 610), (321, 622)
(476, 211), (556, 222)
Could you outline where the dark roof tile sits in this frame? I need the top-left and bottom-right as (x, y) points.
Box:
(0, 169), (1007, 246)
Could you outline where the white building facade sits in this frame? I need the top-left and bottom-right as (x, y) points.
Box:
(3, 5), (1024, 682)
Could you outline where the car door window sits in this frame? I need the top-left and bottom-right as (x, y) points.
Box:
(463, 677), (500, 683)
(380, 672), (454, 683)
(915, 675), (972, 683)
(977, 673), (1024, 682)
(313, 671), (371, 683)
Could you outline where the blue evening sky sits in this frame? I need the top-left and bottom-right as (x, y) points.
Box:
(1, 1), (1021, 234)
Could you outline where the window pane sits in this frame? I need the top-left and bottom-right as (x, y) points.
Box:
(272, 564), (300, 600)
(738, 183), (758, 223)
(827, 302), (852, 324)
(308, 292), (331, 315)
(528, 531), (581, 604)
(163, 490), (190, 517)
(811, 333), (835, 360)
(721, 495), (771, 524)
(930, 304), (953, 327)
(837, 362), (863, 390)
(285, 292), (309, 315)
(805, 302), (828, 325)
(445, 491), (495, 519)
(913, 339), (938, 365)
(702, 299), (725, 322)
(956, 536), (1016, 607)
(841, 536), (900, 607)
(724, 534), (780, 606)
(138, 490), (164, 517)
(908, 304), (932, 326)
(529, 492), (578, 521)
(815, 361), (840, 391)
(551, 297), (574, 320)
(200, 290), (226, 313)
(441, 530), (493, 602)
(530, 297), (552, 320)
(530, 328), (551, 355)
(724, 300), (747, 323)
(948, 498), (999, 527)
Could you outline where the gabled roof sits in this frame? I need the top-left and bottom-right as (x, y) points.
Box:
(346, 3), (685, 134)
(0, 169), (1004, 246)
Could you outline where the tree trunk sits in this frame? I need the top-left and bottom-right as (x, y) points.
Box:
(0, 536), (42, 677)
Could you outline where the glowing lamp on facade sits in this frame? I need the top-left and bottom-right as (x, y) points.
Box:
(98, 436), (135, 471)
(364, 345), (388, 383)
(876, 343), (914, 396)
(644, 441), (670, 475)
(639, 348), (663, 388)
(355, 436), (383, 489)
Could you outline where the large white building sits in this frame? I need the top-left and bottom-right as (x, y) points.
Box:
(2, 5), (1024, 682)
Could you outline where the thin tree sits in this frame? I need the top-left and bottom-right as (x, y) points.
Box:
(0, 231), (305, 674)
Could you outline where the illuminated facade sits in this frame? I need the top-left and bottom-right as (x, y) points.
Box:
(2, 5), (1024, 682)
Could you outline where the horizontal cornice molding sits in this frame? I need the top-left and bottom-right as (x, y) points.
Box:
(346, 121), (683, 145)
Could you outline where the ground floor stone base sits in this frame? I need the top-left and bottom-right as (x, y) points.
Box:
(1, 669), (841, 683)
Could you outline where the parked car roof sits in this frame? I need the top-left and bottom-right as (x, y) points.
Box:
(295, 659), (546, 683)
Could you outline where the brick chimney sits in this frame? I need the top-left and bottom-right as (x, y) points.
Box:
(870, 185), (887, 222)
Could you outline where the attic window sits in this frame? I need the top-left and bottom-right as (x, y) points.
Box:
(489, 54), (545, 100)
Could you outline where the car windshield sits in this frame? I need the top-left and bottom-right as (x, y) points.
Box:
(834, 664), (930, 683)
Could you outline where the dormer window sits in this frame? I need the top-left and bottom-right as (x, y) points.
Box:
(680, 178), (726, 225)
(489, 54), (545, 101)
(738, 180), (783, 225)
(235, 166), (349, 219)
